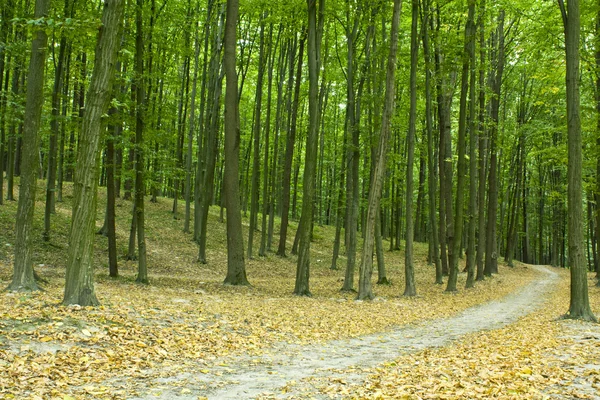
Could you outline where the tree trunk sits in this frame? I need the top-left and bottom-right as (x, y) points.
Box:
(595, 0), (600, 283)
(43, 0), (71, 242)
(259, 24), (275, 257)
(134, 0), (148, 284)
(63, 0), (124, 304)
(475, 0), (487, 282)
(223, 0), (249, 286)
(107, 114), (119, 278)
(7, 0), (50, 292)
(422, 0), (441, 284)
(465, 0), (478, 289)
(184, 1), (201, 234)
(484, 10), (505, 277)
(197, 3), (225, 262)
(357, 0), (401, 300)
(277, 36), (304, 257)
(559, 0), (596, 321)
(294, 0), (323, 296)
(404, 0), (419, 297)
(248, 17), (266, 260)
(0, 0), (11, 206)
(342, 3), (360, 293)
(447, 0), (474, 293)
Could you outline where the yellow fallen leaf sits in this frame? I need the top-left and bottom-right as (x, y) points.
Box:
(40, 336), (52, 342)
(136, 341), (147, 348)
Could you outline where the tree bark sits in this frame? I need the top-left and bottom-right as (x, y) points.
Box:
(342, 3), (360, 292)
(134, 0), (148, 284)
(223, 0), (249, 286)
(475, 0), (487, 282)
(559, 0), (596, 321)
(357, 0), (402, 300)
(484, 10), (505, 277)
(465, 0), (478, 289)
(404, 0), (419, 297)
(7, 0), (50, 292)
(447, 0), (474, 293)
(184, 1), (201, 234)
(294, 0), (323, 296)
(43, 0), (72, 242)
(248, 16), (266, 260)
(422, 0), (441, 285)
(276, 36), (304, 257)
(63, 0), (124, 304)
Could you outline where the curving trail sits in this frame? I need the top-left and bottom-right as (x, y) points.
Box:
(132, 265), (559, 400)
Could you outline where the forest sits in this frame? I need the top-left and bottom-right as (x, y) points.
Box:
(1, 0), (599, 398)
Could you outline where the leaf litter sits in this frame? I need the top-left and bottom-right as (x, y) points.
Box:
(0, 183), (581, 399)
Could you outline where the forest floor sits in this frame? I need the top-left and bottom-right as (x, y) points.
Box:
(0, 181), (599, 399)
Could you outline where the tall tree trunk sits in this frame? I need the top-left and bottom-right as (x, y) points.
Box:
(43, 0), (71, 242)
(404, 0), (419, 297)
(6, 55), (20, 202)
(223, 0), (249, 286)
(0, 0), (11, 206)
(465, 0), (478, 288)
(259, 24), (275, 257)
(447, 0), (474, 293)
(184, 1), (201, 234)
(475, 0), (487, 281)
(57, 48), (73, 203)
(294, 0), (323, 296)
(197, 5), (225, 263)
(106, 113), (119, 278)
(247, 16), (266, 260)
(559, 0), (596, 321)
(484, 10), (505, 277)
(422, 0), (441, 284)
(357, 0), (402, 300)
(134, 0), (148, 284)
(7, 0), (50, 292)
(277, 35), (304, 257)
(505, 135), (523, 267)
(267, 34), (288, 252)
(63, 0), (124, 305)
(594, 0), (600, 284)
(342, 3), (360, 292)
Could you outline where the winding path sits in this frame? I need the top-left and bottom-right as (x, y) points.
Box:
(132, 265), (559, 400)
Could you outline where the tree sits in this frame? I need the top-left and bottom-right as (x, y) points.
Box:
(404, 0), (418, 297)
(247, 16), (266, 260)
(134, 0), (148, 284)
(223, 0), (249, 286)
(484, 10), (505, 277)
(421, 0), (441, 285)
(357, 0), (402, 301)
(294, 0), (324, 296)
(63, 0), (124, 305)
(277, 35), (304, 258)
(558, 0), (596, 322)
(7, 0), (50, 292)
(43, 0), (73, 242)
(465, 0), (478, 289)
(341, 0), (360, 293)
(446, 0), (475, 293)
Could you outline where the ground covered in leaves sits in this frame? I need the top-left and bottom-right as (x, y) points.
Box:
(0, 181), (596, 399)
(306, 270), (600, 400)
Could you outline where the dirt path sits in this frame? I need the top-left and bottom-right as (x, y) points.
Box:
(131, 265), (559, 400)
